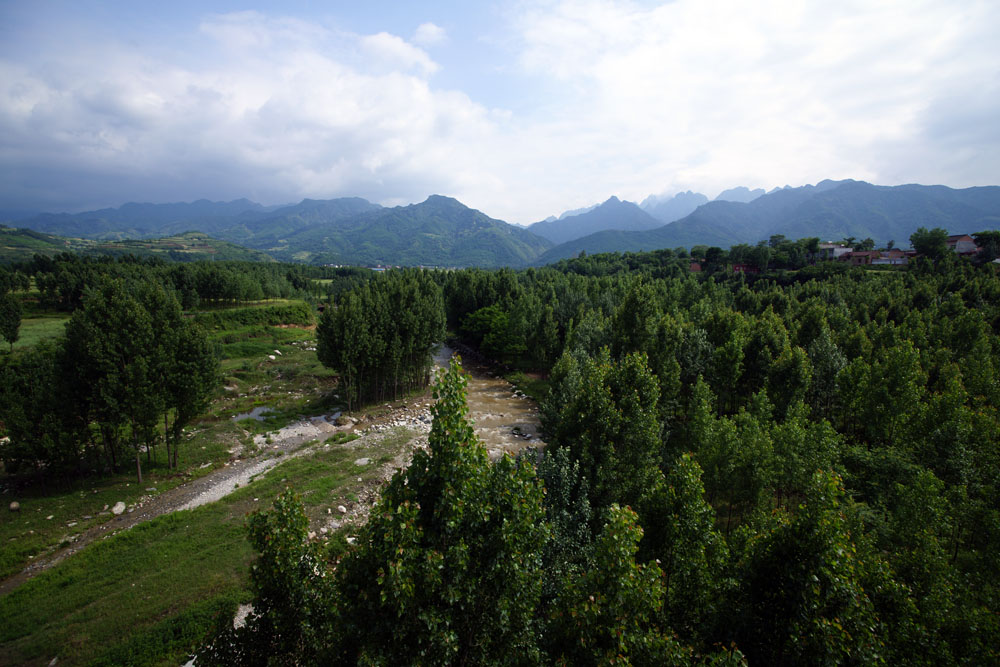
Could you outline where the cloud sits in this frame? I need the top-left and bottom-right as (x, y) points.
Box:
(413, 22), (447, 47)
(0, 2), (997, 224)
(361, 32), (439, 74)
(507, 0), (1000, 207)
(0, 12), (487, 213)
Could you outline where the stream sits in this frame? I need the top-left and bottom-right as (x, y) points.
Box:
(432, 344), (542, 458)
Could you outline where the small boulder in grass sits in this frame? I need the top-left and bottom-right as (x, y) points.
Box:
(9, 501), (19, 512)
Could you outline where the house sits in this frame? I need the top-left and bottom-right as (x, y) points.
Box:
(845, 251), (881, 266)
(732, 263), (760, 274)
(817, 243), (852, 260)
(872, 249), (908, 266)
(689, 261), (702, 272)
(947, 234), (978, 254)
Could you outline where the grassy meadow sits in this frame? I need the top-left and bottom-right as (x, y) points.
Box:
(0, 298), (425, 665)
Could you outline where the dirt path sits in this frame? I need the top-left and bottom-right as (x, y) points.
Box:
(0, 345), (541, 597)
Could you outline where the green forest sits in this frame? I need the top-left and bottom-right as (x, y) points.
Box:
(222, 248), (998, 664)
(2, 243), (999, 664)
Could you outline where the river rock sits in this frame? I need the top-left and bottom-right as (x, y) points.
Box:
(354, 457), (370, 466)
(335, 415), (356, 426)
(268, 355), (276, 361)
(9, 501), (19, 512)
(111, 501), (126, 516)
(337, 505), (347, 514)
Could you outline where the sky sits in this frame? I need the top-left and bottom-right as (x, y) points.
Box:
(1, 0), (998, 224)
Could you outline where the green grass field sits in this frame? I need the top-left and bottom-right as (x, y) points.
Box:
(10, 313), (69, 349)
(0, 299), (382, 664)
(0, 427), (416, 666)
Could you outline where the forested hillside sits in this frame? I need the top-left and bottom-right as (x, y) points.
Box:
(209, 250), (1000, 664)
(0, 227), (274, 264)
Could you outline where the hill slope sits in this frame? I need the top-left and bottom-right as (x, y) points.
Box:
(253, 195), (552, 267)
(0, 228), (274, 264)
(15, 199), (274, 240)
(218, 197), (383, 245)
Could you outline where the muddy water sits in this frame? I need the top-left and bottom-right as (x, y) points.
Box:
(433, 345), (543, 460)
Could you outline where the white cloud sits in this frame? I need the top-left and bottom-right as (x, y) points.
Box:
(0, 2), (997, 224)
(413, 22), (447, 47)
(0, 12), (488, 212)
(506, 0), (1000, 211)
(361, 32), (439, 74)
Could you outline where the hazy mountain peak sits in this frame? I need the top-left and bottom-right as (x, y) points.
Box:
(714, 186), (766, 203)
(641, 190), (710, 223)
(556, 203), (598, 220)
(528, 195), (662, 245)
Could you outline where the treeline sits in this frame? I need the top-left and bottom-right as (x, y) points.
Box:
(7, 253), (372, 311)
(1, 254), (381, 481)
(549, 236), (831, 276)
(0, 274), (217, 481)
(191, 302), (314, 329)
(217, 252), (999, 664)
(316, 270), (444, 409)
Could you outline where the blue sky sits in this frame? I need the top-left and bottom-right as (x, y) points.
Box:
(2, 0), (998, 223)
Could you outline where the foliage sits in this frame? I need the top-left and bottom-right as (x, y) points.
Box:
(202, 489), (335, 666)
(546, 505), (687, 665)
(0, 274), (218, 480)
(0, 291), (21, 350)
(316, 269), (444, 408)
(731, 472), (883, 665)
(333, 359), (548, 664)
(542, 349), (662, 513)
(192, 301), (314, 328)
(910, 226), (950, 261)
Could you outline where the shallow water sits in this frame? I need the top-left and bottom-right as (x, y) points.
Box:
(230, 406), (275, 422)
(433, 345), (543, 459)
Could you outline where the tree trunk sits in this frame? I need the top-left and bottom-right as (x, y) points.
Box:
(135, 450), (143, 485)
(164, 413), (171, 470)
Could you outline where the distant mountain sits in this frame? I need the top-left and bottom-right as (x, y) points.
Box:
(9, 195), (550, 267)
(640, 191), (710, 223)
(556, 204), (598, 220)
(245, 195), (552, 267)
(536, 180), (1000, 264)
(715, 186), (766, 203)
(528, 196), (663, 245)
(0, 227), (273, 264)
(12, 180), (1000, 269)
(0, 209), (42, 223)
(220, 197), (382, 244)
(16, 199), (273, 240)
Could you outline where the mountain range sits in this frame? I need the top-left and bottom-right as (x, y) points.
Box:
(535, 180), (1000, 263)
(4, 180), (1000, 267)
